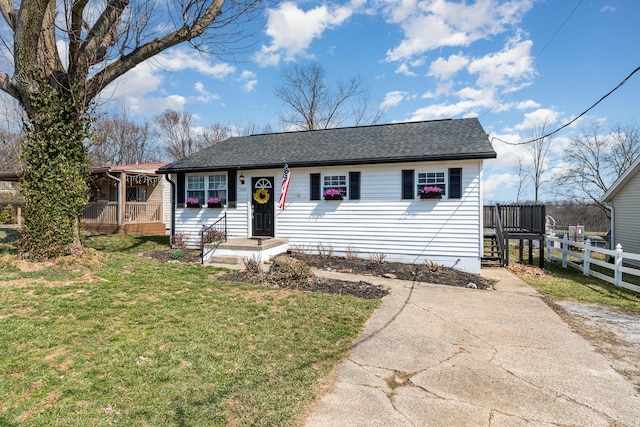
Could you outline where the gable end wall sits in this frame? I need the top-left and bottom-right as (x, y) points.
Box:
(612, 169), (640, 266)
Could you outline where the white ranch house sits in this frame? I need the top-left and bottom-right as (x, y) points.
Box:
(157, 118), (496, 273)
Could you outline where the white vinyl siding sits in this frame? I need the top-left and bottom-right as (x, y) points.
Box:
(172, 160), (484, 273)
(611, 169), (640, 266)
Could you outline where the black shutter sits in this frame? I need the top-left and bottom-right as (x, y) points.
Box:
(310, 173), (321, 200)
(349, 172), (360, 200)
(402, 170), (414, 199)
(227, 170), (237, 208)
(177, 173), (185, 206)
(449, 168), (462, 199)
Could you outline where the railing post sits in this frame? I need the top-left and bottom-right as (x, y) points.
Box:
(615, 243), (623, 286)
(562, 234), (568, 268)
(201, 224), (206, 265)
(583, 239), (591, 276)
(546, 237), (551, 262)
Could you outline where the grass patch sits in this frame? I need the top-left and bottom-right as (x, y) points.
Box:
(0, 232), (379, 426)
(82, 233), (170, 254)
(0, 227), (20, 254)
(515, 260), (640, 310)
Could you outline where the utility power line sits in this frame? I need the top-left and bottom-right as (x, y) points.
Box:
(492, 66), (640, 146)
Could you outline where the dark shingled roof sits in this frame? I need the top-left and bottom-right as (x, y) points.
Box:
(157, 118), (496, 173)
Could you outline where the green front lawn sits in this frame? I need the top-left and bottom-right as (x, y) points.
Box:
(514, 260), (640, 310)
(0, 231), (379, 426)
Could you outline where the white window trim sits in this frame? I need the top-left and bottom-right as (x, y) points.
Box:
(186, 173), (228, 205)
(417, 171), (447, 198)
(322, 174), (347, 198)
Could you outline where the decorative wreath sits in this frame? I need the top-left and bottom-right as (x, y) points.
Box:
(253, 188), (270, 204)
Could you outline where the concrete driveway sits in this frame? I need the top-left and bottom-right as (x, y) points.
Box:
(304, 268), (640, 426)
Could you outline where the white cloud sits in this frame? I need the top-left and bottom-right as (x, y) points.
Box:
(395, 63), (417, 76)
(483, 172), (517, 200)
(153, 48), (236, 79)
(193, 81), (220, 103)
(409, 100), (479, 121)
(238, 70), (258, 93)
(384, 0), (534, 62)
(514, 108), (560, 131)
(516, 100), (539, 110)
(380, 91), (406, 109)
(126, 94), (187, 117)
(100, 61), (163, 100)
(468, 38), (534, 88)
(428, 54), (470, 80)
(254, 1), (354, 66)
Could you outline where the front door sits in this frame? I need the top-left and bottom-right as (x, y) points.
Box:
(251, 177), (274, 237)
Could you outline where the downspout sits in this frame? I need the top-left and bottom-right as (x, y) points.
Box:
(105, 170), (122, 225)
(605, 203), (615, 250)
(164, 174), (176, 239)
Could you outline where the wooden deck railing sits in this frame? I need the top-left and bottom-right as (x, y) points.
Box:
(83, 202), (117, 224)
(484, 204), (546, 234)
(124, 202), (161, 223)
(82, 202), (161, 224)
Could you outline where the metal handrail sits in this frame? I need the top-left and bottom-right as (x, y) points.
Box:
(200, 213), (227, 264)
(494, 204), (508, 267)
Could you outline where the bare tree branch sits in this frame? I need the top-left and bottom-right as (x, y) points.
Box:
(275, 62), (382, 131)
(554, 121), (640, 216)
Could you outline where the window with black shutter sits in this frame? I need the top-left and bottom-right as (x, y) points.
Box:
(448, 168), (462, 199)
(227, 170), (237, 208)
(402, 170), (414, 199)
(177, 173), (185, 207)
(349, 172), (360, 200)
(310, 173), (321, 200)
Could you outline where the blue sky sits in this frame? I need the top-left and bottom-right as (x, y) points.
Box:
(70, 1), (640, 201)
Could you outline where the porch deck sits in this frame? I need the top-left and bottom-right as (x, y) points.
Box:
(483, 204), (546, 268)
(82, 201), (166, 235)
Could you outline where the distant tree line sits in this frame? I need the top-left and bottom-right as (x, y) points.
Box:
(545, 201), (609, 233)
(512, 120), (639, 219)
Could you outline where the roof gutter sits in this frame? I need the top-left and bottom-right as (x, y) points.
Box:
(164, 174), (176, 239)
(605, 203), (615, 250)
(156, 152), (499, 175)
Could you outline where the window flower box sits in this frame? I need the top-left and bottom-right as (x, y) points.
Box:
(323, 188), (344, 201)
(207, 198), (223, 208)
(419, 186), (443, 200)
(185, 197), (201, 208)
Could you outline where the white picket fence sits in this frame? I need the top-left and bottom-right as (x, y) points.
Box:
(546, 236), (640, 293)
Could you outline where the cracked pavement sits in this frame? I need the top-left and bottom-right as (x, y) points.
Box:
(304, 268), (640, 426)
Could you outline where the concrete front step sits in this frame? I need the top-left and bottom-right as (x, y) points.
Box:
(208, 255), (246, 265)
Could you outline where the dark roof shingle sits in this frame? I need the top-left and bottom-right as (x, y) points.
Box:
(157, 118), (495, 173)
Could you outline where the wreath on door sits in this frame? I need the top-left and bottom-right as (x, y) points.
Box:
(253, 188), (270, 204)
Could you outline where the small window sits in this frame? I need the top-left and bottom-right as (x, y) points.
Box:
(323, 175), (347, 198)
(208, 174), (227, 204)
(187, 175), (205, 203)
(126, 186), (146, 202)
(417, 172), (446, 196)
(186, 174), (227, 205)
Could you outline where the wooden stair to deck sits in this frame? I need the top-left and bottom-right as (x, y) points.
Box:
(482, 233), (503, 266)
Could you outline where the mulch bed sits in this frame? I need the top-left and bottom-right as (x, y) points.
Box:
(289, 253), (493, 289)
(141, 249), (493, 300)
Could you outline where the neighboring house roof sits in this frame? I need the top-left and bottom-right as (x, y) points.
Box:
(94, 163), (169, 172)
(602, 156), (640, 201)
(157, 118), (496, 174)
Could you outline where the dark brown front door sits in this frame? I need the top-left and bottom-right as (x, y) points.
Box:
(251, 177), (274, 237)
